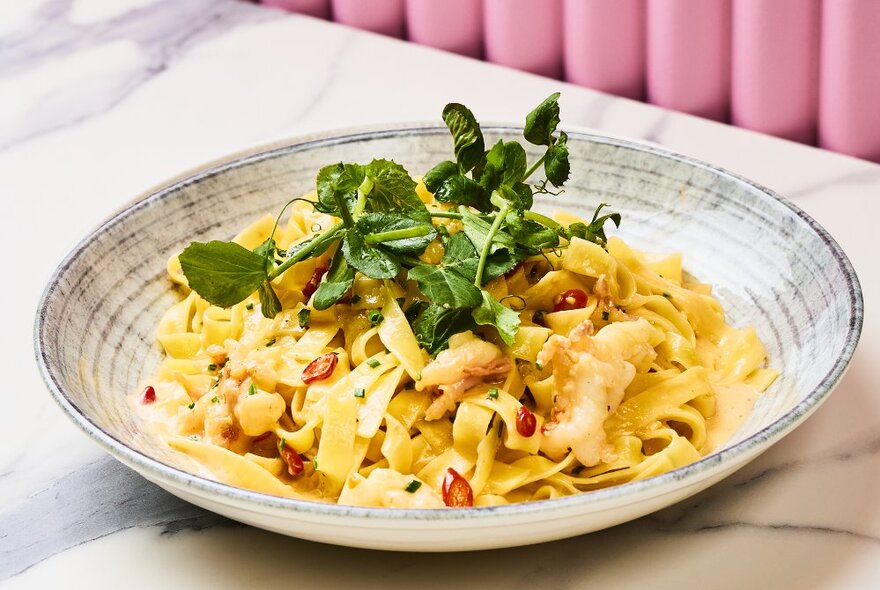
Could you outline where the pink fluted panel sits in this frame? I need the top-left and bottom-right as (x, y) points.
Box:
(261, 0), (330, 19)
(819, 0), (880, 162)
(731, 0), (819, 143)
(406, 0), (483, 58)
(646, 0), (731, 121)
(483, 0), (563, 78)
(331, 0), (406, 38)
(563, 0), (645, 100)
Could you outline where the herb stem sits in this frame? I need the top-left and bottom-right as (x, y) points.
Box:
(524, 210), (562, 231)
(353, 176), (374, 217)
(473, 202), (511, 287)
(364, 226), (433, 245)
(523, 153), (547, 182)
(268, 223), (344, 280)
(429, 211), (463, 219)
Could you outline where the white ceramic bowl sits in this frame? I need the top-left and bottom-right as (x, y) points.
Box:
(35, 125), (863, 551)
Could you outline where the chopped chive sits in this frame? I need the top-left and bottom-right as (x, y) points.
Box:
(187, 402), (195, 410)
(279, 438), (286, 450)
(366, 358), (381, 368)
(354, 387), (365, 398)
(662, 292), (672, 299)
(404, 480), (422, 493)
(571, 465), (585, 476)
(350, 294), (362, 304)
(207, 363), (217, 371)
(367, 309), (384, 326)
(248, 384), (257, 396)
(488, 388), (499, 399)
(313, 459), (319, 470)
(189, 434), (200, 441)
(246, 302), (254, 310)
(265, 338), (276, 347)
(210, 396), (220, 403)
(298, 308), (311, 328)
(535, 361), (544, 371)
(601, 310), (610, 321)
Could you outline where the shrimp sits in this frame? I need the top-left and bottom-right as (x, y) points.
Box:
(418, 331), (512, 420)
(538, 318), (656, 466)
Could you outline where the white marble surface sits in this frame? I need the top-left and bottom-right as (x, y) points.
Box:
(1, 0), (878, 587)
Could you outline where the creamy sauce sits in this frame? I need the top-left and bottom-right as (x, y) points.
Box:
(703, 382), (760, 454)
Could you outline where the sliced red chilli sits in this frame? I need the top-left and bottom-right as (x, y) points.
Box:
(442, 468), (474, 507)
(553, 288), (588, 312)
(516, 406), (537, 437)
(301, 352), (338, 384)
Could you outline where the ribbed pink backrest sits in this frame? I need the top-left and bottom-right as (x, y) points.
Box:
(259, 0), (880, 163)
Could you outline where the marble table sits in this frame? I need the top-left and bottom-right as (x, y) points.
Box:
(2, 0), (877, 587)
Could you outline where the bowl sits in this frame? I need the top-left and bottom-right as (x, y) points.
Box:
(34, 124), (863, 551)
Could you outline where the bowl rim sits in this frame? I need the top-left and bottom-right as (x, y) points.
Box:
(33, 122), (865, 522)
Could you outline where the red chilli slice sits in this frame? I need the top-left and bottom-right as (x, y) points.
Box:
(140, 385), (156, 404)
(553, 288), (588, 312)
(301, 353), (338, 384)
(516, 406), (537, 437)
(302, 265), (328, 300)
(279, 444), (305, 476)
(442, 468), (474, 508)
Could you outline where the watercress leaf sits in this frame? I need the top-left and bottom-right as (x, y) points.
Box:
(441, 103), (485, 172)
(497, 182), (533, 211)
(433, 174), (491, 211)
(413, 304), (477, 355)
(284, 229), (340, 263)
(253, 238), (276, 270)
(364, 159), (430, 222)
(404, 299), (429, 325)
(313, 250), (356, 310)
(440, 231), (479, 281)
(505, 213), (559, 249)
(523, 92), (561, 146)
(315, 162), (365, 217)
(459, 208), (517, 254)
(355, 213), (437, 253)
(544, 130), (570, 187)
(482, 250), (527, 283)
(423, 160), (458, 193)
(485, 140), (527, 187)
(341, 231), (400, 279)
(179, 241), (268, 308)
(471, 290), (520, 346)
(407, 265), (482, 309)
(258, 281), (282, 318)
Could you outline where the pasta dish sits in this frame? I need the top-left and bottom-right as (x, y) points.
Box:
(133, 95), (776, 508)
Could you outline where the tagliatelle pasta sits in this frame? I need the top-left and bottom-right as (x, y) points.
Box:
(133, 189), (777, 508)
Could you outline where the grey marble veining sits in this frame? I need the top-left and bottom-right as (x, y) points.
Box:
(2, 0), (879, 586)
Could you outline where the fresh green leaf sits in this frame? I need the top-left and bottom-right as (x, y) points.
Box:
(407, 265), (482, 309)
(459, 208), (517, 255)
(341, 231), (400, 279)
(441, 103), (485, 172)
(523, 92), (561, 146)
(313, 250), (356, 310)
(179, 241), (268, 308)
(413, 305), (476, 355)
(544, 131), (570, 187)
(496, 182), (533, 211)
(484, 140), (527, 188)
(315, 162), (365, 218)
(403, 299), (429, 324)
(432, 174), (490, 211)
(253, 238), (277, 272)
(366, 358), (382, 368)
(356, 213), (437, 253)
(440, 232), (479, 281)
(561, 203), (621, 247)
(258, 281), (282, 318)
(298, 308), (311, 328)
(404, 480), (422, 493)
(423, 160), (458, 193)
(364, 159), (430, 222)
(505, 213), (559, 249)
(472, 290), (520, 345)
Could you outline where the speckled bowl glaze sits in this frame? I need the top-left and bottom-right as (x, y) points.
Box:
(35, 125), (863, 551)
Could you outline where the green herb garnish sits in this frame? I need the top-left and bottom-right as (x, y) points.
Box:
(178, 94), (620, 355)
(601, 310), (610, 321)
(248, 384), (257, 396)
(366, 358), (381, 368)
(298, 308), (311, 328)
(351, 294), (362, 304)
(246, 302), (254, 310)
(207, 363), (217, 371)
(210, 396), (220, 404)
(404, 480), (422, 493)
(367, 309), (384, 326)
(354, 387), (365, 398)
(187, 402), (195, 410)
(487, 388), (499, 400)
